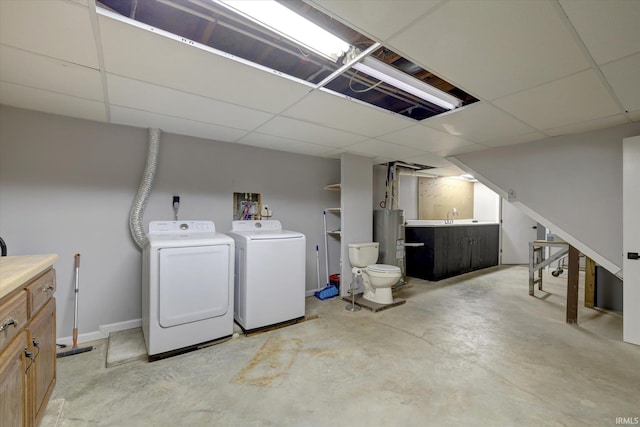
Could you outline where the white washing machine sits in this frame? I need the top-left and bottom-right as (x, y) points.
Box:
(142, 220), (234, 359)
(227, 220), (306, 332)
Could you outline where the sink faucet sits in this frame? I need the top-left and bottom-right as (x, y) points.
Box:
(445, 208), (458, 224)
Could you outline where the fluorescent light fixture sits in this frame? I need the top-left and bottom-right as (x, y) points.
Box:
(352, 56), (462, 110)
(455, 174), (478, 182)
(213, 0), (350, 62)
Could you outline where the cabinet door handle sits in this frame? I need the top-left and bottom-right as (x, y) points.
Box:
(43, 285), (54, 292)
(404, 243), (424, 247)
(0, 317), (18, 332)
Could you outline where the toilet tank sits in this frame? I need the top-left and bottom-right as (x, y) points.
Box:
(348, 242), (379, 267)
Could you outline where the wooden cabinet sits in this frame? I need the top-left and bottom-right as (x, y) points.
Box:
(405, 224), (499, 281)
(0, 255), (57, 427)
(27, 298), (56, 426)
(0, 330), (28, 427)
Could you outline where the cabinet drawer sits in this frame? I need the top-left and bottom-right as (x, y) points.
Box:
(25, 269), (56, 317)
(0, 290), (28, 353)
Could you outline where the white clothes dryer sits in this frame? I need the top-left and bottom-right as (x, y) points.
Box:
(143, 221), (234, 359)
(227, 220), (305, 332)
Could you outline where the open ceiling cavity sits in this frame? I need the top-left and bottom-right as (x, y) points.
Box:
(97, 0), (478, 121)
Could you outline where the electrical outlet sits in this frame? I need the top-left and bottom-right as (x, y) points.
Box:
(261, 205), (272, 217)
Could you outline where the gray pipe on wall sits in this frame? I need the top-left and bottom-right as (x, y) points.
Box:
(129, 128), (161, 249)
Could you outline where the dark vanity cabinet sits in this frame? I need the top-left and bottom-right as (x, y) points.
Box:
(405, 224), (499, 281)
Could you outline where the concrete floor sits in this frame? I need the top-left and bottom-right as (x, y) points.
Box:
(45, 266), (639, 426)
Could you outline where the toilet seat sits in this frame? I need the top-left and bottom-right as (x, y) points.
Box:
(366, 264), (401, 277)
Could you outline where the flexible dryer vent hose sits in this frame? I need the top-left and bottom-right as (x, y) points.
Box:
(129, 128), (161, 249)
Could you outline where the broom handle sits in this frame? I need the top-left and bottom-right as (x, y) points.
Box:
(315, 245), (321, 291)
(323, 210), (329, 286)
(73, 253), (80, 347)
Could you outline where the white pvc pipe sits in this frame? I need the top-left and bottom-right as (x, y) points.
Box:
(129, 128), (161, 249)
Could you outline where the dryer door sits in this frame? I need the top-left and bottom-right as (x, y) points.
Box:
(158, 244), (230, 327)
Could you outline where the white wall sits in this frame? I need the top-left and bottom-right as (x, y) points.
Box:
(473, 182), (500, 222)
(0, 106), (340, 340)
(341, 153), (373, 296)
(623, 136), (640, 345)
(399, 174), (418, 220)
(450, 122), (640, 275)
(372, 165), (419, 219)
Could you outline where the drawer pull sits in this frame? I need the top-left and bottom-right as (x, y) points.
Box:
(0, 317), (18, 332)
(43, 285), (54, 292)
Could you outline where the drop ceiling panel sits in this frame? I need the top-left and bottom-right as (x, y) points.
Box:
(424, 165), (466, 177)
(379, 123), (476, 154)
(481, 131), (547, 148)
(0, 46), (103, 101)
(307, 0), (441, 41)
(423, 103), (535, 144)
(494, 70), (622, 131)
(318, 149), (345, 159)
(560, 0), (640, 65)
(0, 0), (99, 68)
(236, 133), (332, 156)
(110, 106), (247, 142)
(107, 75), (273, 131)
(0, 82), (107, 122)
(254, 117), (367, 148)
(345, 139), (425, 160)
(282, 90), (413, 137)
(98, 13), (312, 114)
(544, 114), (630, 137)
(600, 53), (640, 113)
(436, 143), (487, 157)
(388, 0), (590, 100)
(402, 154), (455, 169)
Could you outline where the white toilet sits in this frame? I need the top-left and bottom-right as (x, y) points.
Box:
(348, 242), (402, 305)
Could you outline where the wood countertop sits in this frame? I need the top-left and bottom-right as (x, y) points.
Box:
(0, 254), (59, 299)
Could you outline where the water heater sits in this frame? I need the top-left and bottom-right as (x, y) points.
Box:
(373, 209), (405, 271)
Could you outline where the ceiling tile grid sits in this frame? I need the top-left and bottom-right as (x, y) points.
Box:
(480, 131), (548, 148)
(422, 103), (536, 144)
(281, 89), (415, 137)
(236, 133), (334, 157)
(0, 0), (99, 68)
(385, 0), (591, 101)
(110, 106), (248, 142)
(0, 81), (107, 122)
(543, 114), (631, 138)
(0, 0), (639, 171)
(106, 74), (274, 132)
(559, 0), (640, 65)
(0, 45), (104, 103)
(307, 0), (442, 41)
(377, 123), (477, 154)
(493, 69), (623, 131)
(600, 52), (640, 114)
(97, 12), (313, 114)
(343, 139), (426, 161)
(253, 116), (368, 148)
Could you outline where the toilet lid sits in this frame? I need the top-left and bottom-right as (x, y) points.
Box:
(367, 264), (401, 274)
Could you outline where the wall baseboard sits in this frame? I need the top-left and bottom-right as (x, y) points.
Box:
(99, 318), (142, 335)
(57, 318), (142, 346)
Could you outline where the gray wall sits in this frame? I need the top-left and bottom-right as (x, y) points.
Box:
(0, 106), (340, 340)
(372, 165), (419, 219)
(450, 122), (640, 275)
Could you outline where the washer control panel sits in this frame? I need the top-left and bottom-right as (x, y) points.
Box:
(231, 220), (282, 232)
(149, 221), (216, 234)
